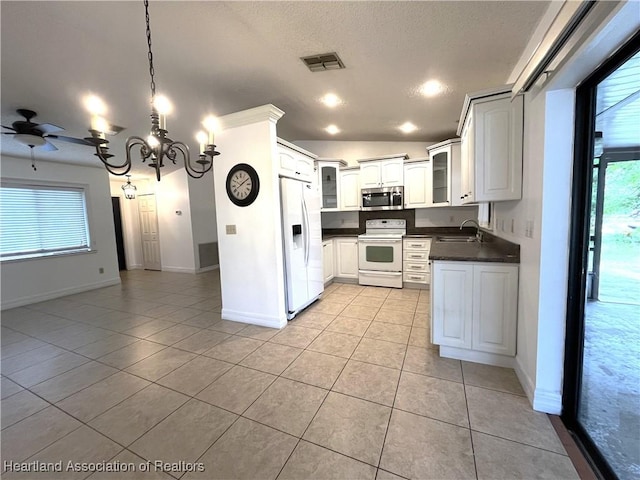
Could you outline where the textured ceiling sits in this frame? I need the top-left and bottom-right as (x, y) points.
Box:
(1, 1), (549, 177)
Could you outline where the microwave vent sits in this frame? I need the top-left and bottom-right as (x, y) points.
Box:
(301, 52), (345, 72)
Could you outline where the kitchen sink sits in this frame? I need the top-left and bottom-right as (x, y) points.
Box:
(436, 236), (479, 243)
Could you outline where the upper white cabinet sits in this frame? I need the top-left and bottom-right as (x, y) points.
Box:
(426, 140), (461, 207)
(317, 159), (347, 211)
(403, 159), (432, 209)
(339, 167), (360, 211)
(358, 154), (407, 188)
(457, 87), (524, 204)
(277, 138), (317, 182)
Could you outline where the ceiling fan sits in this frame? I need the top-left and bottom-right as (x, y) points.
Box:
(2, 108), (92, 152)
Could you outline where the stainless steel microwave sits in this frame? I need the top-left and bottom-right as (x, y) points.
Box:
(361, 186), (404, 211)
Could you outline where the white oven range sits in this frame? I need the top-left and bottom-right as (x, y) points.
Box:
(358, 219), (406, 288)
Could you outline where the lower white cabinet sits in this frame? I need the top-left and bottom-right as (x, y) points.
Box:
(322, 240), (334, 283)
(403, 237), (432, 286)
(432, 261), (518, 361)
(334, 237), (359, 279)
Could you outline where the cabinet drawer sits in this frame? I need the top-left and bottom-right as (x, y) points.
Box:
(403, 239), (431, 250)
(404, 261), (429, 273)
(403, 272), (430, 284)
(404, 251), (429, 261)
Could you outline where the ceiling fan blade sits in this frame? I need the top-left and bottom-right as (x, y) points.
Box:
(46, 134), (93, 146)
(36, 123), (64, 134)
(41, 140), (58, 152)
(1, 125), (16, 132)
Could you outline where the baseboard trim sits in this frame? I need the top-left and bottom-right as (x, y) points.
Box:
(162, 266), (197, 274)
(533, 387), (562, 414)
(439, 346), (515, 368)
(221, 308), (287, 329)
(1, 277), (122, 310)
(196, 265), (219, 274)
(515, 354), (536, 406)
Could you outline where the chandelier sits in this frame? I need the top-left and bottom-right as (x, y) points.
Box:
(84, 0), (219, 181)
(122, 175), (137, 199)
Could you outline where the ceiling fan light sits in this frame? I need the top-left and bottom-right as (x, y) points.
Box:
(14, 134), (46, 147)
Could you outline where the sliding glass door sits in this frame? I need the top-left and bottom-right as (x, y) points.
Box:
(564, 34), (640, 480)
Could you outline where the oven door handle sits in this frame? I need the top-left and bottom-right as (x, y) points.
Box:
(358, 270), (402, 277)
(358, 239), (401, 244)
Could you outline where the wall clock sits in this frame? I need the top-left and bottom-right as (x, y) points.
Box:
(226, 163), (260, 207)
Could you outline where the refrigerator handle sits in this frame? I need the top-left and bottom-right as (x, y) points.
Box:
(301, 191), (310, 267)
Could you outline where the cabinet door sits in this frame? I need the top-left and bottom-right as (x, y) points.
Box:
(340, 171), (360, 211)
(430, 148), (451, 206)
(360, 163), (381, 188)
(278, 147), (314, 181)
(322, 240), (334, 283)
(335, 238), (359, 278)
(474, 95), (523, 202)
(460, 115), (474, 204)
(472, 264), (518, 355)
(432, 262), (473, 349)
(296, 156), (315, 181)
(404, 162), (431, 208)
(380, 159), (404, 186)
(319, 164), (339, 210)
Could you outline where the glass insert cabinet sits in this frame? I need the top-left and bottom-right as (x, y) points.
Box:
(317, 159), (347, 211)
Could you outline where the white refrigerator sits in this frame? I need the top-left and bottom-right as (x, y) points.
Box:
(280, 175), (324, 319)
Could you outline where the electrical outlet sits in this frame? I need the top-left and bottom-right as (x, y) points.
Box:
(510, 219), (515, 234)
(449, 216), (455, 223)
(99, 267), (104, 274)
(226, 225), (237, 235)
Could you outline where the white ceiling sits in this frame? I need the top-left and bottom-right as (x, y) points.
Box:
(1, 1), (549, 178)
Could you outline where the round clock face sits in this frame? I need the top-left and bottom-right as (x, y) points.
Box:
(226, 163), (260, 207)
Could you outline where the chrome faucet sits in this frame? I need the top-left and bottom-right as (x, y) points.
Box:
(460, 219), (483, 242)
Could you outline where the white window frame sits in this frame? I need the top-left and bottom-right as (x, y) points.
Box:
(0, 181), (94, 262)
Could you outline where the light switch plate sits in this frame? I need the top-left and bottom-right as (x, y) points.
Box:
(226, 225), (237, 235)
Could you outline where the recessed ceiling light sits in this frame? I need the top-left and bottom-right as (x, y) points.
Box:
(325, 125), (340, 135)
(399, 122), (418, 134)
(320, 93), (343, 108)
(419, 80), (446, 97)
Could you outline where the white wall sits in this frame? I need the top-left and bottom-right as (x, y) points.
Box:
(293, 140), (437, 166)
(415, 207), (479, 227)
(155, 169), (197, 273)
(214, 105), (288, 328)
(493, 0), (639, 413)
(1, 156), (120, 309)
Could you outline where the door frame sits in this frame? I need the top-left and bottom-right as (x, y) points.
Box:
(111, 196), (127, 271)
(562, 31), (640, 479)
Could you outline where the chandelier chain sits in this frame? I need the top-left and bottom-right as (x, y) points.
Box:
(144, 0), (156, 100)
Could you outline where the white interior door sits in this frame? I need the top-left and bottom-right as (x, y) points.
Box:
(138, 194), (161, 271)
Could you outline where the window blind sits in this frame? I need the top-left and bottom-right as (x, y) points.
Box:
(0, 184), (91, 260)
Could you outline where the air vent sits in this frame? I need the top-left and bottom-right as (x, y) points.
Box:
(301, 52), (345, 72)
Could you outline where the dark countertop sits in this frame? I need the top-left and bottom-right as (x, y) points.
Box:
(322, 226), (477, 241)
(321, 227), (520, 263)
(429, 234), (520, 263)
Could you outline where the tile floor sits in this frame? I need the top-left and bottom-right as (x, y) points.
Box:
(1, 270), (580, 479)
